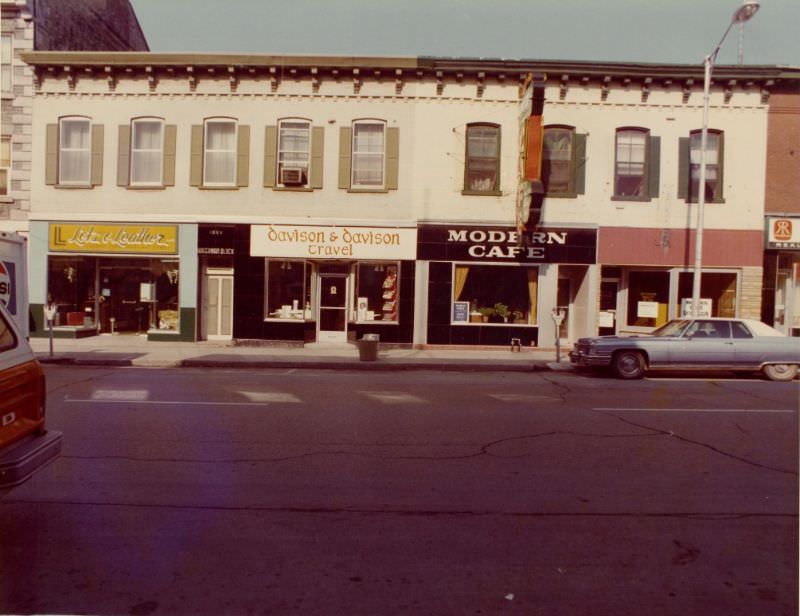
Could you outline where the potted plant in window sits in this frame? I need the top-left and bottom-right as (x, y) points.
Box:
(512, 309), (525, 324)
(493, 303), (510, 323)
(477, 306), (495, 323)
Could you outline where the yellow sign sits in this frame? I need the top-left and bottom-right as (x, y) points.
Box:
(49, 223), (179, 255)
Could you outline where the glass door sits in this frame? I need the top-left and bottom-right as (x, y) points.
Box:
(599, 279), (619, 336)
(317, 274), (348, 343)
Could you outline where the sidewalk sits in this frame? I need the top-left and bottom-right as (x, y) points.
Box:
(30, 334), (573, 372)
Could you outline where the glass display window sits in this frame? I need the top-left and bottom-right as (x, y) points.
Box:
(265, 260), (312, 320)
(452, 264), (538, 325)
(47, 256), (97, 327)
(355, 262), (399, 323)
(626, 270), (670, 328)
(677, 271), (738, 318)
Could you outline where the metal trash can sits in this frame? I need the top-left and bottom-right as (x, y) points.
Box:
(358, 333), (380, 361)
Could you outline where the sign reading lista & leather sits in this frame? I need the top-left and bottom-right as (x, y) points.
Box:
(49, 223), (179, 255)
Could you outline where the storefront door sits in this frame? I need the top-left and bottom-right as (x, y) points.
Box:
(203, 269), (233, 340)
(318, 274), (348, 343)
(599, 279), (619, 336)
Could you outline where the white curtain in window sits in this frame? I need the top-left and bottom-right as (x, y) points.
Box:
(690, 132), (719, 181)
(353, 123), (384, 186)
(278, 121), (310, 168)
(60, 120), (91, 183)
(616, 130), (646, 176)
(205, 121), (236, 184)
(131, 121), (163, 184)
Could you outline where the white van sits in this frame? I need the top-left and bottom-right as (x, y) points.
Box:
(0, 300), (61, 488)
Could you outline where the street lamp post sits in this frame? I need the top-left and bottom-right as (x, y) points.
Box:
(691, 1), (759, 317)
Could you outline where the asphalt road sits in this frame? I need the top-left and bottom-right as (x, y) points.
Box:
(2, 366), (798, 616)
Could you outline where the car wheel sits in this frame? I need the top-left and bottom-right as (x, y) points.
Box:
(762, 364), (798, 382)
(614, 351), (645, 379)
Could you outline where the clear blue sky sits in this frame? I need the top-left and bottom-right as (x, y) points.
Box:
(130, 0), (799, 66)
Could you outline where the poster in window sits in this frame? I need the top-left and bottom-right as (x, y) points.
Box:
(453, 301), (470, 323)
(637, 301), (659, 319)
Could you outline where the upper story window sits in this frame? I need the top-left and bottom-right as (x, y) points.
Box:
(1, 35), (11, 94)
(190, 119), (249, 189)
(612, 128), (661, 201)
(338, 120), (398, 192)
(58, 117), (92, 186)
(204, 118), (237, 186)
(352, 120), (386, 189)
(130, 118), (164, 186)
(278, 119), (311, 187)
(542, 125), (586, 197)
(0, 136), (9, 196)
(45, 118), (103, 188)
(464, 123), (501, 195)
(689, 129), (724, 203)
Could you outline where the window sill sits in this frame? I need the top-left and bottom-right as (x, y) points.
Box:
(273, 186), (314, 192)
(685, 198), (726, 205)
(200, 185), (240, 191)
(452, 322), (536, 327)
(347, 188), (389, 194)
(544, 192), (577, 199)
(54, 184), (94, 189)
(355, 320), (398, 325)
(127, 185), (168, 191)
(461, 190), (503, 197)
(0, 196), (13, 204)
(611, 196), (652, 203)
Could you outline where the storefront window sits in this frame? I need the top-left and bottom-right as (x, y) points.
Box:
(626, 270), (669, 327)
(265, 260), (312, 319)
(48, 257), (179, 333)
(677, 271), (738, 318)
(355, 262), (399, 322)
(452, 264), (537, 325)
(47, 256), (97, 328)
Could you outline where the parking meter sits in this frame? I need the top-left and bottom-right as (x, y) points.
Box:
(44, 303), (57, 357)
(551, 308), (566, 362)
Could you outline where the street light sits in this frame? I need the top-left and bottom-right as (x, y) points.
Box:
(691, 1), (759, 317)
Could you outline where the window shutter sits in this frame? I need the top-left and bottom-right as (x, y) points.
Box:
(45, 123), (58, 185)
(573, 133), (587, 195)
(263, 126), (277, 187)
(163, 124), (177, 186)
(90, 124), (104, 186)
(677, 137), (689, 200)
(236, 125), (250, 187)
(310, 126), (324, 189)
(338, 127), (352, 189)
(386, 127), (399, 190)
(190, 124), (203, 186)
(117, 125), (131, 187)
(647, 135), (660, 199)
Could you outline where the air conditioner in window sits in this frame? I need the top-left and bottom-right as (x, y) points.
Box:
(280, 167), (306, 186)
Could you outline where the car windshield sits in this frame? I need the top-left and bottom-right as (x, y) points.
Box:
(650, 319), (691, 337)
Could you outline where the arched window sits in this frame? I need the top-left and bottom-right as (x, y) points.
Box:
(542, 125), (580, 195)
(689, 129), (724, 202)
(58, 116), (92, 185)
(614, 127), (649, 198)
(277, 118), (311, 187)
(204, 117), (238, 186)
(351, 119), (386, 189)
(130, 117), (164, 186)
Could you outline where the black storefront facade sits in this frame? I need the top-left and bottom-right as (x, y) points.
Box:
(418, 224), (598, 347)
(198, 223), (418, 344)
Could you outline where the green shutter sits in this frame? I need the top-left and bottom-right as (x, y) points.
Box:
(237, 124), (250, 187)
(647, 135), (660, 199)
(117, 125), (131, 187)
(338, 127), (352, 189)
(310, 126), (324, 189)
(90, 124), (104, 186)
(45, 124), (58, 185)
(573, 133), (587, 195)
(263, 125), (277, 188)
(190, 125), (203, 186)
(386, 126), (399, 190)
(677, 137), (689, 200)
(163, 124), (177, 186)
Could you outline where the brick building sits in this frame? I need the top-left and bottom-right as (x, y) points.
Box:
(1, 0), (147, 232)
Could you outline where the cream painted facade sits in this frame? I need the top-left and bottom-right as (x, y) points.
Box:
(20, 53), (793, 345)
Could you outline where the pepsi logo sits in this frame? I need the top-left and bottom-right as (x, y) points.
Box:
(0, 261), (9, 308)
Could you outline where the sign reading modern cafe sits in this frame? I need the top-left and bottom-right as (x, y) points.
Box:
(250, 224), (597, 263)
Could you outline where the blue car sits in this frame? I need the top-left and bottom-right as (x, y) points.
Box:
(569, 318), (800, 381)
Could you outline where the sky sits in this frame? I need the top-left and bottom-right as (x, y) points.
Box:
(129, 0), (799, 67)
